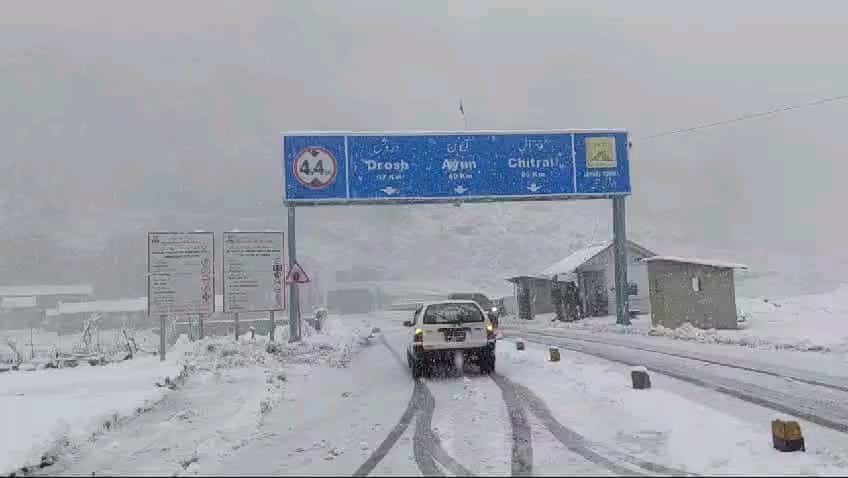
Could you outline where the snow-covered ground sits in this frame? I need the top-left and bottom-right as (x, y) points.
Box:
(509, 284), (848, 354)
(190, 312), (848, 474)
(1, 343), (188, 474)
(9, 309), (848, 475)
(25, 314), (379, 476)
(497, 339), (848, 475)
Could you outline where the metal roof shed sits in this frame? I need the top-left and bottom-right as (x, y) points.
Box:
(506, 240), (656, 320)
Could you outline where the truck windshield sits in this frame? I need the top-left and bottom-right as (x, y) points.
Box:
(423, 303), (484, 324)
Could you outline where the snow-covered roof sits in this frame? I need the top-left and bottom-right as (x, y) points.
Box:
(642, 256), (749, 270)
(541, 242), (611, 279)
(0, 284), (94, 297)
(507, 240), (657, 282)
(1, 296), (37, 309)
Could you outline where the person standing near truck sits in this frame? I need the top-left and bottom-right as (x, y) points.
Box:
(550, 275), (565, 322)
(563, 281), (580, 322)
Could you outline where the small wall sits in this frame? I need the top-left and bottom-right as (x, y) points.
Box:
(529, 278), (555, 315)
(581, 246), (652, 316)
(514, 277), (555, 320)
(648, 261), (737, 330)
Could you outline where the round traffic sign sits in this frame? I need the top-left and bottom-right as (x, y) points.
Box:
(294, 147), (338, 190)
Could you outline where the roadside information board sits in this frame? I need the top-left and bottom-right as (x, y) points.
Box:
(223, 231), (285, 312)
(148, 232), (214, 316)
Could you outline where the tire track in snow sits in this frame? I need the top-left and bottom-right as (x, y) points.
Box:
(412, 382), (450, 477)
(488, 374), (533, 476)
(354, 337), (473, 477)
(493, 374), (695, 476)
(352, 387), (417, 477)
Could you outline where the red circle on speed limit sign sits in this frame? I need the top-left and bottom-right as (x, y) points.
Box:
(293, 147), (338, 190)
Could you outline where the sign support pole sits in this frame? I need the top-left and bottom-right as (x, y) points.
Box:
(287, 206), (301, 342)
(159, 315), (166, 361)
(612, 196), (630, 326)
(199, 315), (204, 340)
(234, 313), (240, 341)
(269, 310), (275, 342)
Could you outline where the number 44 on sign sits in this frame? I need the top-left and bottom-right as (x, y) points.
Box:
(286, 262), (310, 284)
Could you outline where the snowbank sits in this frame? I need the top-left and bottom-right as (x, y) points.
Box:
(1, 313), (375, 475)
(0, 348), (188, 474)
(1, 327), (161, 364)
(268, 314), (376, 369)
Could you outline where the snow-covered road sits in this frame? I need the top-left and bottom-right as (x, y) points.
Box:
(504, 327), (848, 434)
(29, 311), (848, 476)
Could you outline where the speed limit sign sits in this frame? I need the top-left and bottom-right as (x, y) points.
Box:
(293, 147), (338, 190)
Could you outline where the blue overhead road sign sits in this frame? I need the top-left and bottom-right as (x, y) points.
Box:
(282, 130), (630, 205)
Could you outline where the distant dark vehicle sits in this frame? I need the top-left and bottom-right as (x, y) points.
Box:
(448, 292), (499, 327)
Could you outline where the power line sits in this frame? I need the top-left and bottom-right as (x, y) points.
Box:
(640, 93), (848, 140)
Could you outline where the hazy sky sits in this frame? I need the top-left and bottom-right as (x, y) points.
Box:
(2, 0), (847, 296)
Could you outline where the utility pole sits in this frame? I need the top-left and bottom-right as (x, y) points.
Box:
(612, 196), (630, 325)
(287, 206), (301, 342)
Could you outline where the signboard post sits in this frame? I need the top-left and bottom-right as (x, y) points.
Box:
(148, 232), (215, 361)
(159, 315), (166, 361)
(269, 310), (275, 342)
(613, 196), (629, 325)
(286, 207), (301, 342)
(282, 130), (633, 328)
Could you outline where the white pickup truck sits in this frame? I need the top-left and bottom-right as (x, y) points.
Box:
(403, 300), (497, 378)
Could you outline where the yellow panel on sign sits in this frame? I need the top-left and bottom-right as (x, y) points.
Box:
(586, 137), (617, 169)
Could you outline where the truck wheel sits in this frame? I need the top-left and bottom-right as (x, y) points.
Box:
(411, 356), (428, 379)
(479, 348), (496, 374)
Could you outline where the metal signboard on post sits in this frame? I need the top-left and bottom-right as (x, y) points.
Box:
(281, 129), (634, 333)
(222, 231), (286, 313)
(148, 232), (214, 360)
(282, 130), (629, 205)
